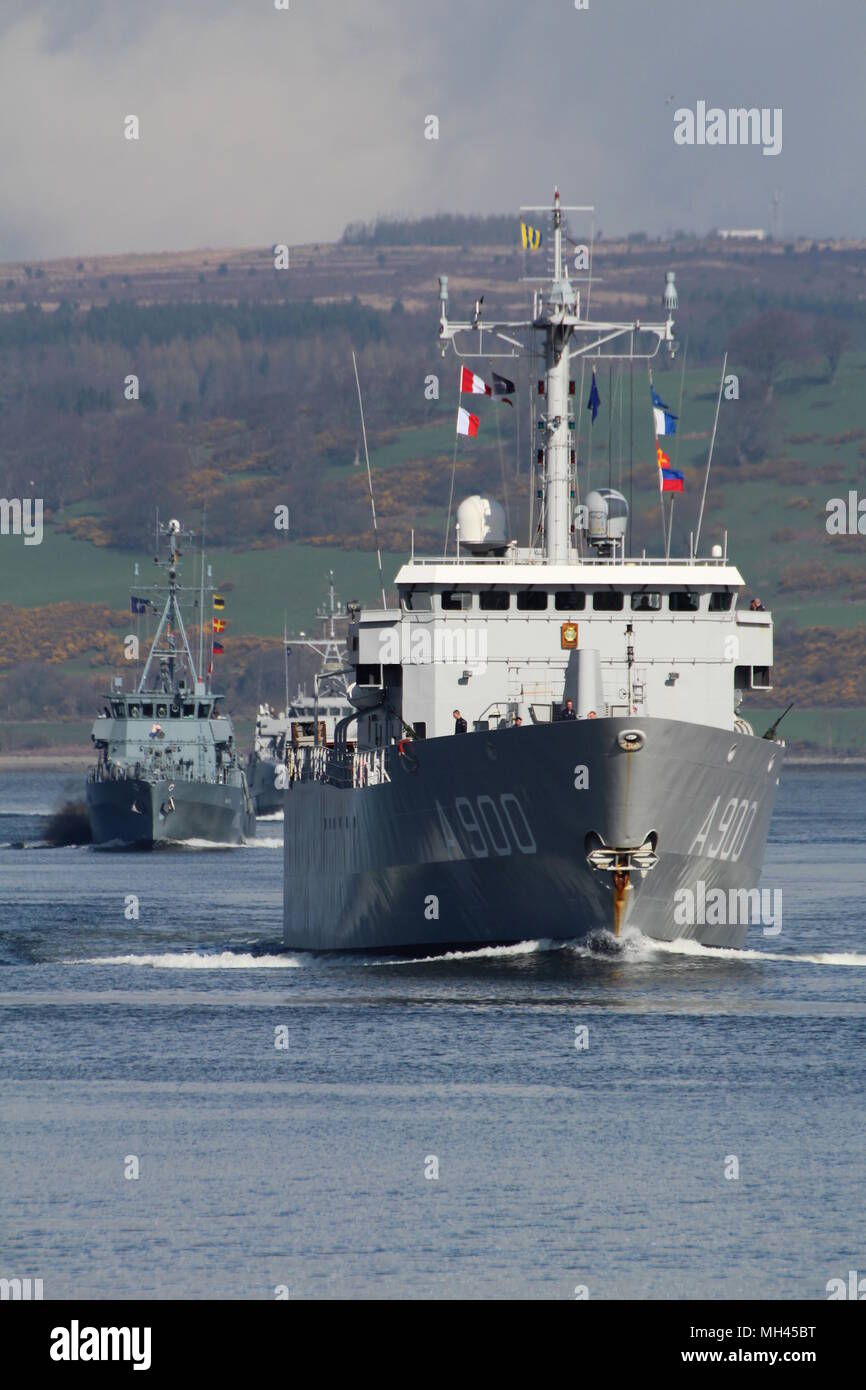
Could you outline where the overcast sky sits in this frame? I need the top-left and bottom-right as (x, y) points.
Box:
(0, 0), (862, 261)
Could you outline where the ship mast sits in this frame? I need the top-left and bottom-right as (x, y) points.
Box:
(543, 189), (575, 563)
(438, 187), (678, 562)
(137, 519), (200, 694)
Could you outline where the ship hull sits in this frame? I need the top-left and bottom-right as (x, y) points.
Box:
(248, 758), (285, 817)
(86, 776), (256, 847)
(283, 717), (783, 951)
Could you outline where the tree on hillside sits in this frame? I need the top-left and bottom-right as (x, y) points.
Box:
(727, 309), (809, 402)
(813, 317), (850, 383)
(713, 376), (776, 469)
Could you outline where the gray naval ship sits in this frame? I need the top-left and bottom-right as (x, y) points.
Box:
(247, 574), (351, 816)
(284, 189), (785, 951)
(86, 518), (256, 847)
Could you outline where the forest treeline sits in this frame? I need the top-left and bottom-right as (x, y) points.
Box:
(0, 297), (385, 350)
(342, 213), (517, 246)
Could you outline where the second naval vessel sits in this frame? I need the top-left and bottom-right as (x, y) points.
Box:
(246, 574), (352, 815)
(86, 518), (256, 847)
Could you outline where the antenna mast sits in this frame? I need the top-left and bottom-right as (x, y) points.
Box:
(352, 351), (387, 608)
(438, 187), (677, 563)
(197, 507), (206, 685)
(695, 352), (727, 556)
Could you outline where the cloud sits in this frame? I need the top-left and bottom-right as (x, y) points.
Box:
(0, 0), (863, 261)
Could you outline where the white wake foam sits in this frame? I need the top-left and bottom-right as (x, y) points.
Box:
(161, 836), (282, 850)
(76, 951), (302, 969)
(641, 934), (866, 968)
(367, 939), (566, 966)
(367, 929), (866, 969)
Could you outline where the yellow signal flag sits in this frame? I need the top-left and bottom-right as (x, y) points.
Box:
(521, 222), (543, 252)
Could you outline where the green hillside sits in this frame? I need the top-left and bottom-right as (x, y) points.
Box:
(1, 225), (865, 747)
(0, 528), (401, 636)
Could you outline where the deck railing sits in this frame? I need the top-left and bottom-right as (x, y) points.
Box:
(87, 760), (242, 787)
(288, 745), (391, 790)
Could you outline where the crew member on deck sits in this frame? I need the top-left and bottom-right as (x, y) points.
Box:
(453, 709), (467, 735)
(558, 698), (577, 721)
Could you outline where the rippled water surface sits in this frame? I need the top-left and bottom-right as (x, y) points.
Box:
(1, 768), (864, 1299)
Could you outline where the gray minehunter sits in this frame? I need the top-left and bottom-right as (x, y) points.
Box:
(86, 518), (255, 847)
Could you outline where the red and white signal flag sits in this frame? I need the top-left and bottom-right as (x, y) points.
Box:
(459, 366), (491, 396)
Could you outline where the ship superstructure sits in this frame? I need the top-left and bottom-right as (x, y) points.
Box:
(282, 190), (783, 950)
(86, 518), (255, 847)
(246, 573), (352, 815)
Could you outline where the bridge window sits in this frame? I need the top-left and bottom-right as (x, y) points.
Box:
(593, 592), (624, 611)
(111, 701), (124, 717)
(709, 591), (734, 612)
(183, 703), (196, 717)
(142, 703), (153, 717)
(441, 590), (474, 611)
(403, 587), (431, 611)
(631, 592), (661, 611)
(197, 702), (212, 718)
(480, 590), (510, 611)
(669, 591), (701, 611)
(554, 590), (586, 610)
(516, 590), (547, 611)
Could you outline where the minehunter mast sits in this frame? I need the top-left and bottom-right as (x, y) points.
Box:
(438, 187), (678, 562)
(136, 518), (202, 695)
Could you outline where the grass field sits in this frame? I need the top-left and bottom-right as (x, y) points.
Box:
(0, 530), (403, 637)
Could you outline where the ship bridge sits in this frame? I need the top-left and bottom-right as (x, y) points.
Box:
(347, 554), (773, 742)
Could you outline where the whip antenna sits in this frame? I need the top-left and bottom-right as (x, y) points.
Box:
(695, 351), (727, 555)
(352, 350), (387, 609)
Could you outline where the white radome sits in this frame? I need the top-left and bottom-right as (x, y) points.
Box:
(456, 495), (506, 548)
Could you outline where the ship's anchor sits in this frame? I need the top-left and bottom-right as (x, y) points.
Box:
(611, 869), (632, 939)
(161, 783), (176, 817)
(585, 831), (658, 937)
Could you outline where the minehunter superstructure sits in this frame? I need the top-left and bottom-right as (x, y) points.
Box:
(282, 190), (783, 950)
(86, 518), (255, 847)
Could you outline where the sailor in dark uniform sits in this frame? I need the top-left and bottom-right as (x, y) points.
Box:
(558, 698), (577, 721)
(453, 708), (468, 735)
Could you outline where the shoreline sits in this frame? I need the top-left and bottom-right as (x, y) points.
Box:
(1, 751), (865, 774)
(0, 752), (93, 771)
